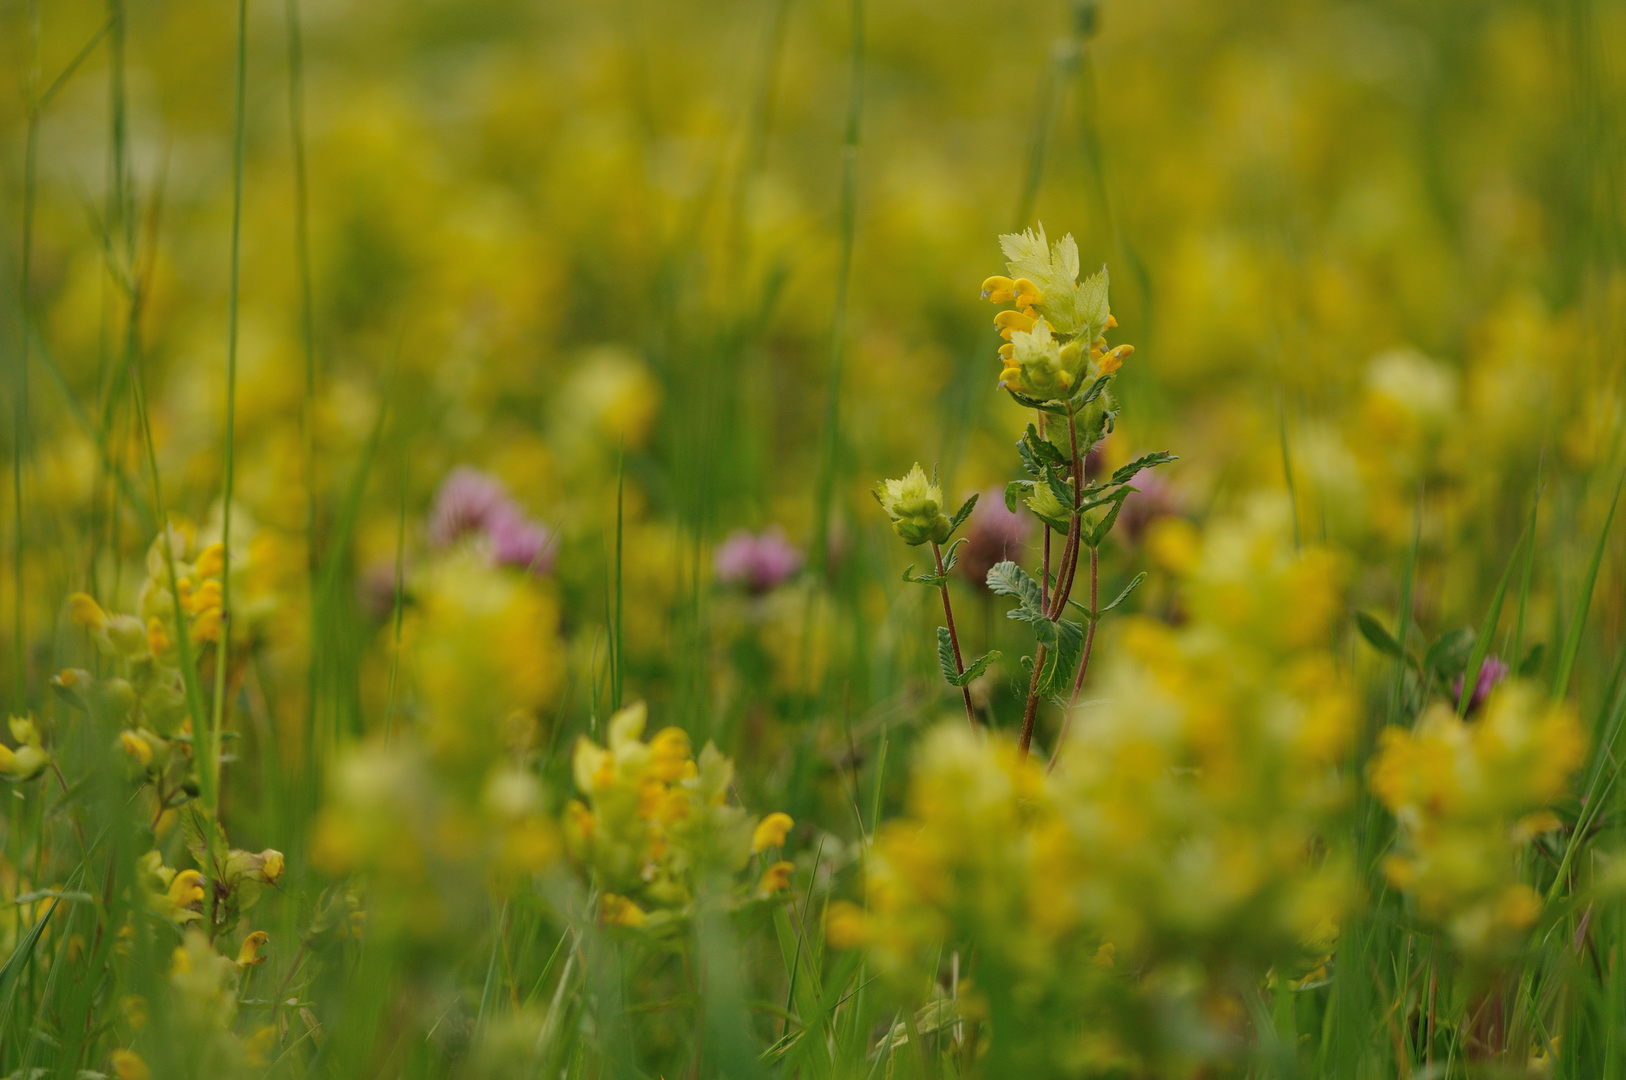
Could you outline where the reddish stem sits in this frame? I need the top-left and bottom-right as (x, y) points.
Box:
(933, 542), (977, 729)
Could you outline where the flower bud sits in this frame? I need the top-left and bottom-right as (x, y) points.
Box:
(875, 465), (952, 546)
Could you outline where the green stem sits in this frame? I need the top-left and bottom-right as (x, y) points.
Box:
(931, 542), (976, 729)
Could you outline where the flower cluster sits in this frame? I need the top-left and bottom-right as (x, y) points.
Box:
(982, 225), (1131, 400)
(1368, 682), (1586, 955)
(564, 702), (793, 932)
(713, 526), (802, 594)
(835, 498), (1356, 1071)
(874, 464), (954, 546)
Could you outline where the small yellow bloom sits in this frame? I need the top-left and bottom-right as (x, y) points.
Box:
(166, 869), (204, 911)
(980, 275), (1015, 303)
(119, 731), (153, 767)
(237, 930), (269, 966)
(752, 811), (794, 852)
(600, 893), (647, 928)
(146, 618), (170, 655)
(109, 1049), (150, 1080)
(757, 860), (795, 896)
(194, 542), (225, 580)
(994, 309), (1037, 341)
(191, 608), (223, 644)
(1011, 277), (1044, 308)
(68, 593), (107, 629)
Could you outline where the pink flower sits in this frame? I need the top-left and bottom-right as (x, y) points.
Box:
(428, 467), (512, 549)
(427, 467), (554, 575)
(714, 527), (802, 594)
(1453, 655), (1509, 714)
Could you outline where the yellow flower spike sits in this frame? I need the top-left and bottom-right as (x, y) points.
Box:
(191, 608), (223, 643)
(237, 930), (269, 966)
(145, 618), (170, 655)
(600, 893), (647, 928)
(752, 811), (794, 852)
(119, 731), (153, 767)
(67, 593), (108, 629)
(194, 542), (225, 581)
(980, 275), (1015, 303)
(1011, 278), (1044, 307)
(167, 869), (204, 910)
(994, 309), (1037, 341)
(757, 860), (795, 896)
(109, 1049), (151, 1080)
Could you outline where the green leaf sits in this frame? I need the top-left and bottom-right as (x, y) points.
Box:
(937, 627), (999, 687)
(1098, 572), (1147, 616)
(986, 560), (1043, 615)
(1037, 617), (1085, 696)
(1354, 611), (1409, 663)
(901, 566), (947, 588)
(1022, 424), (1067, 466)
(940, 535), (970, 572)
(1044, 466), (1077, 511)
(1068, 373), (1115, 409)
(1083, 488), (1132, 547)
(946, 493), (979, 537)
(1109, 451), (1177, 486)
(1004, 480), (1035, 513)
(1422, 628), (1475, 682)
(1004, 387), (1070, 414)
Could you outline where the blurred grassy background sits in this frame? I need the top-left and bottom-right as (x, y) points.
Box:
(3, 0), (1626, 1074)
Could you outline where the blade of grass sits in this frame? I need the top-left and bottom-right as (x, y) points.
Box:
(1459, 516), (1529, 717)
(1552, 469), (1623, 701)
(1512, 457), (1544, 668)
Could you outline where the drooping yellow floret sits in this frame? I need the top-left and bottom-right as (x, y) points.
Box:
(752, 811), (794, 852)
(68, 593), (107, 629)
(757, 860), (795, 895)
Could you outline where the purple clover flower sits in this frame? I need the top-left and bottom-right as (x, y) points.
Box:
(428, 467), (555, 574)
(1453, 654), (1509, 714)
(714, 527), (802, 594)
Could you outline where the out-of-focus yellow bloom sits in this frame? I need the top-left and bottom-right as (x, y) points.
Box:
(757, 861), (794, 896)
(109, 1049), (150, 1080)
(1369, 683), (1585, 954)
(752, 812), (794, 852)
(68, 593), (107, 629)
(601, 893), (647, 927)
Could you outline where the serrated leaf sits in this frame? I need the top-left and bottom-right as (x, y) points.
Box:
(1022, 425), (1067, 466)
(936, 629), (999, 687)
(1083, 488), (1132, 547)
(1037, 617), (1085, 696)
(946, 494), (979, 537)
(940, 535), (970, 573)
(1069, 373), (1115, 409)
(1044, 466), (1077, 511)
(1354, 611), (1408, 662)
(1004, 387), (1070, 414)
(1099, 572), (1147, 615)
(986, 560), (1044, 615)
(1109, 451), (1177, 486)
(901, 566), (947, 588)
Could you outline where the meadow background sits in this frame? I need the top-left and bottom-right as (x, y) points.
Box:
(2, 0), (1626, 1076)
